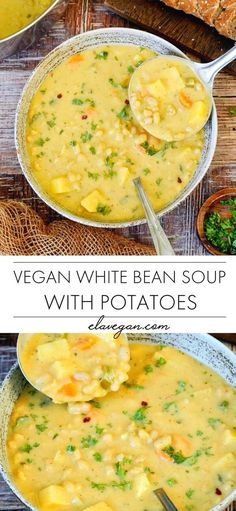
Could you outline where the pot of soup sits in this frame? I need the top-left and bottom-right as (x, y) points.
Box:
(0, 0), (69, 60)
(0, 333), (235, 511)
(15, 28), (217, 228)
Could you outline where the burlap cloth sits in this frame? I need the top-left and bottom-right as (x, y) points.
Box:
(0, 200), (156, 255)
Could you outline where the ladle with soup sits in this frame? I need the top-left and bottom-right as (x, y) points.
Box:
(17, 333), (130, 403)
(129, 46), (236, 142)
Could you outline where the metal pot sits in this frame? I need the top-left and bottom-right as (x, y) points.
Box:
(0, 333), (235, 511)
(15, 27), (217, 229)
(0, 0), (69, 60)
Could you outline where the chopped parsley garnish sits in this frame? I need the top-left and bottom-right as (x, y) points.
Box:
(70, 140), (77, 146)
(36, 423), (48, 433)
(143, 364), (153, 374)
(81, 435), (98, 448)
(95, 425), (104, 436)
(127, 65), (135, 74)
(219, 400), (229, 410)
(117, 106), (129, 120)
(81, 131), (93, 143)
(72, 98), (84, 105)
(95, 51), (109, 60)
(186, 489), (194, 499)
(96, 203), (111, 215)
(176, 380), (187, 394)
(123, 382), (144, 390)
(19, 443), (39, 453)
(47, 119), (56, 128)
(162, 401), (179, 414)
(130, 406), (149, 425)
(93, 452), (103, 462)
(204, 202), (236, 255)
(89, 146), (96, 155)
(143, 167), (151, 175)
(66, 445), (76, 453)
(115, 461), (127, 479)
(162, 446), (187, 464)
(208, 418), (222, 429)
(34, 137), (49, 147)
(90, 400), (102, 409)
(155, 357), (167, 367)
(88, 171), (99, 180)
(167, 478), (177, 486)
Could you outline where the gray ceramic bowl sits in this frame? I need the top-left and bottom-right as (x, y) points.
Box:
(15, 27), (217, 229)
(0, 0), (69, 60)
(0, 333), (235, 511)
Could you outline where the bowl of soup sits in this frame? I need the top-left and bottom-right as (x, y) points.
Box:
(0, 0), (69, 60)
(0, 333), (235, 511)
(15, 28), (217, 228)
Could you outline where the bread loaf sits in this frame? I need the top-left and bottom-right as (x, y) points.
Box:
(161, 0), (236, 39)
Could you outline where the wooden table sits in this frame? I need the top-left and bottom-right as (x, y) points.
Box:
(0, 335), (235, 510)
(0, 0), (235, 256)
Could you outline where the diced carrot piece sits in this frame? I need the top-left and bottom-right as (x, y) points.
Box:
(172, 434), (192, 456)
(179, 91), (192, 108)
(59, 382), (77, 397)
(68, 54), (84, 64)
(158, 451), (173, 463)
(74, 336), (96, 350)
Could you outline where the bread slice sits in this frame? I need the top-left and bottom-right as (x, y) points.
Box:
(160, 0), (236, 39)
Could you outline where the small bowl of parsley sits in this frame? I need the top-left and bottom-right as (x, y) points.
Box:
(197, 188), (236, 255)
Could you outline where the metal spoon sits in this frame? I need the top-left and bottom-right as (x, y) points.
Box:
(133, 177), (175, 255)
(154, 488), (179, 511)
(129, 44), (236, 141)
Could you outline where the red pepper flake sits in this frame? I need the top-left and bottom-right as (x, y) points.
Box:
(141, 401), (148, 407)
(82, 114), (88, 120)
(177, 177), (182, 183)
(57, 93), (63, 99)
(125, 99), (129, 105)
(215, 488), (222, 496)
(83, 416), (91, 423)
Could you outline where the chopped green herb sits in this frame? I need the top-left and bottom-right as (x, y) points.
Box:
(40, 397), (52, 407)
(36, 423), (48, 433)
(176, 380), (187, 394)
(96, 203), (111, 215)
(19, 444), (33, 453)
(196, 430), (203, 437)
(204, 209), (236, 255)
(70, 140), (77, 146)
(95, 51), (109, 60)
(130, 406), (149, 425)
(155, 357), (167, 367)
(186, 489), (194, 499)
(66, 445), (76, 453)
(144, 364), (153, 374)
(156, 177), (162, 186)
(47, 119), (56, 128)
(72, 98), (84, 105)
(90, 400), (102, 409)
(117, 106), (129, 120)
(89, 146), (96, 155)
(35, 137), (49, 147)
(143, 168), (151, 175)
(95, 425), (104, 436)
(81, 131), (93, 143)
(127, 65), (135, 74)
(52, 433), (59, 440)
(162, 402), (179, 414)
(115, 462), (127, 479)
(163, 446), (187, 464)
(123, 382), (144, 390)
(91, 481), (108, 492)
(219, 400), (229, 410)
(167, 478), (177, 486)
(208, 418), (222, 429)
(93, 452), (103, 462)
(81, 435), (98, 448)
(88, 171), (99, 181)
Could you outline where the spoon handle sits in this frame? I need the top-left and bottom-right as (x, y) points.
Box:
(133, 177), (175, 255)
(197, 43), (236, 87)
(154, 488), (179, 511)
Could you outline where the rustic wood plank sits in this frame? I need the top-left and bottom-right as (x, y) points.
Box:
(104, 0), (236, 74)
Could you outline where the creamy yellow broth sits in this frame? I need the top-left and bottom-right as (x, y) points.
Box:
(129, 57), (210, 141)
(0, 0), (53, 40)
(19, 333), (130, 403)
(7, 345), (236, 511)
(26, 46), (204, 223)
